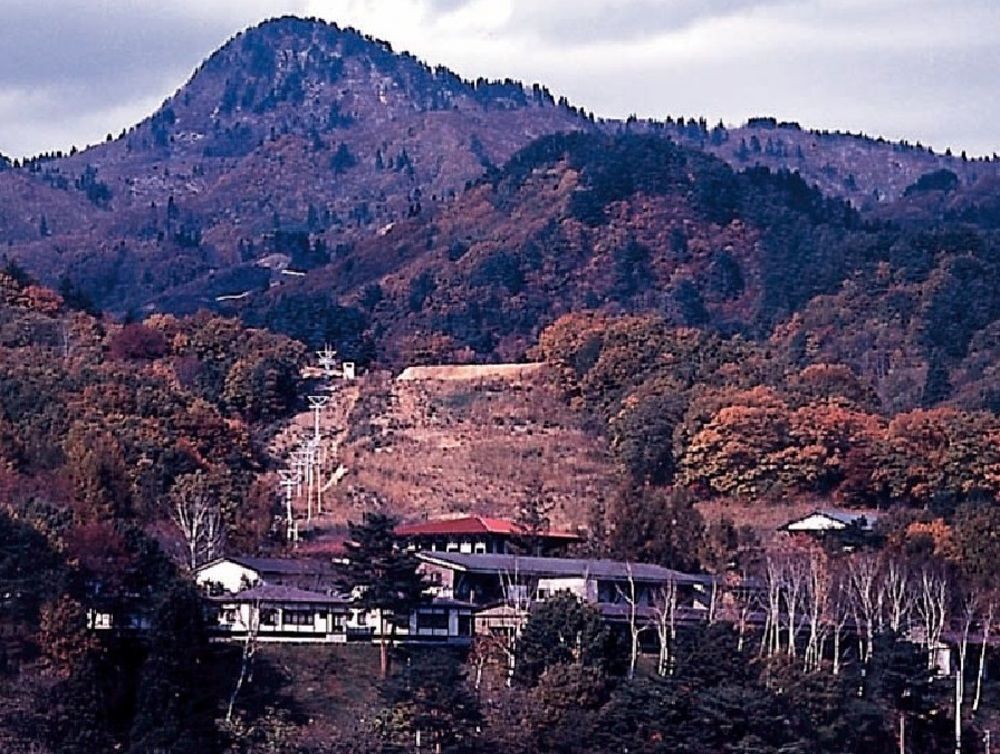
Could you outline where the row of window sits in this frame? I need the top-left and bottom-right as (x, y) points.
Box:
(220, 608), (345, 628)
(218, 607), (472, 635)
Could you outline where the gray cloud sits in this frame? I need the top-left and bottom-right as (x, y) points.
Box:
(1, 0), (998, 157)
(501, 0), (795, 45)
(0, 0), (307, 155)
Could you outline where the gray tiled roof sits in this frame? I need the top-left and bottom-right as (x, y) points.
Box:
(220, 583), (349, 605)
(818, 509), (879, 528)
(223, 556), (336, 576)
(417, 552), (710, 584)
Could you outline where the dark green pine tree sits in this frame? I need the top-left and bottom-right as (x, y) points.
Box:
(127, 584), (219, 754)
(378, 649), (482, 754)
(921, 351), (952, 407)
(44, 654), (116, 754)
(339, 512), (426, 678)
(515, 592), (623, 685)
(865, 633), (948, 754)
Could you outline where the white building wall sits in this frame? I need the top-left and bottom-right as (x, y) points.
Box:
(537, 577), (589, 602)
(786, 514), (847, 532)
(195, 561), (261, 593)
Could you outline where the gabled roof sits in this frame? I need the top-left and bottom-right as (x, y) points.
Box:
(217, 583), (349, 605)
(395, 515), (579, 540)
(417, 552), (711, 585)
(819, 509), (879, 527)
(783, 509), (879, 532)
(198, 556), (336, 577)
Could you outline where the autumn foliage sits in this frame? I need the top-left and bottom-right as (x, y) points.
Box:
(539, 311), (1000, 509)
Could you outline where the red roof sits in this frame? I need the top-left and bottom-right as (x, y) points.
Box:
(395, 516), (578, 540)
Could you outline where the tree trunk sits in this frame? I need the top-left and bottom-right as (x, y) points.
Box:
(833, 626), (842, 676)
(956, 667), (963, 754)
(974, 604), (992, 713)
(380, 636), (390, 679)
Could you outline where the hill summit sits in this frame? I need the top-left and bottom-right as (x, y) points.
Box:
(0, 14), (997, 332)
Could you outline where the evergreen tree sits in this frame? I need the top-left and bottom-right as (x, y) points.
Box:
(45, 654), (116, 754)
(128, 584), (218, 754)
(921, 351), (952, 407)
(515, 593), (622, 685)
(607, 486), (704, 572)
(339, 513), (426, 677)
(377, 649), (482, 753)
(331, 143), (357, 174)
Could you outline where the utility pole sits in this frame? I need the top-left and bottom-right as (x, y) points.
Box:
(307, 395), (329, 442)
(306, 395), (329, 521)
(314, 438), (328, 514)
(278, 470), (298, 542)
(316, 345), (338, 378)
(292, 446), (314, 521)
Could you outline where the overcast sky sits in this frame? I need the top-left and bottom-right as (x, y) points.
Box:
(2, 0), (998, 158)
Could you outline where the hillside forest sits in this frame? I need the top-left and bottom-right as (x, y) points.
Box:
(2, 14), (1000, 754)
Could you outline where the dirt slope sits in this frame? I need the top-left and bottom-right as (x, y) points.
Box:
(274, 365), (616, 539)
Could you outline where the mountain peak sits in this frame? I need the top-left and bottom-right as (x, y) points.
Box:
(121, 13), (570, 164)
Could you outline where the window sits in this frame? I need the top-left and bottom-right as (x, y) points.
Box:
(260, 608), (278, 626)
(283, 610), (314, 626)
(221, 608), (239, 624)
(457, 614), (472, 636)
(416, 611), (450, 631)
(473, 542), (487, 554)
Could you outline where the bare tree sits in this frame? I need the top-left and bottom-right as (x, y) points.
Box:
(651, 579), (678, 677)
(783, 549), (810, 659)
(170, 470), (224, 571)
(226, 597), (261, 723)
(882, 557), (913, 634)
(974, 598), (994, 713)
(618, 563), (645, 681)
(760, 552), (784, 659)
(497, 565), (534, 686)
(847, 552), (881, 663)
(914, 566), (948, 671)
(955, 594), (976, 754)
(803, 547), (831, 673)
(830, 563), (853, 676)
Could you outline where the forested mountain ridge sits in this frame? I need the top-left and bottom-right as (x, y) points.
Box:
(3, 16), (1000, 753)
(624, 115), (999, 210)
(253, 131), (1000, 421)
(1, 15), (997, 322)
(0, 16), (586, 315)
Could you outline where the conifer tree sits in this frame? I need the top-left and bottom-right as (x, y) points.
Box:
(128, 584), (218, 754)
(339, 512), (426, 677)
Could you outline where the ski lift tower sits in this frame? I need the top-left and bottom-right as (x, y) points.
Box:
(317, 345), (338, 379)
(307, 395), (329, 442)
(278, 469), (299, 542)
